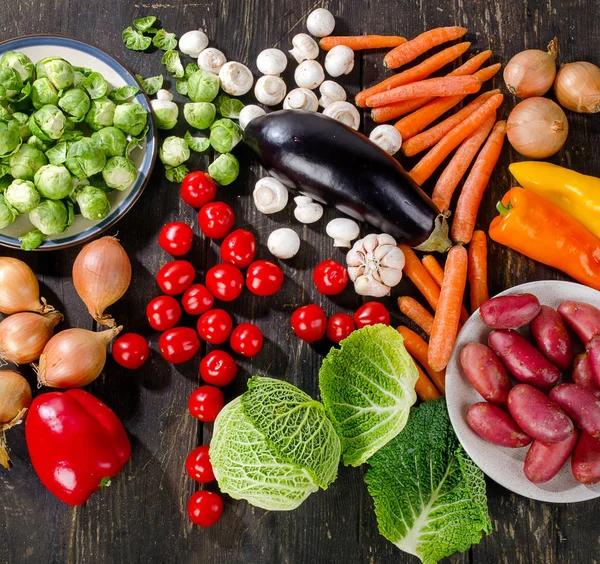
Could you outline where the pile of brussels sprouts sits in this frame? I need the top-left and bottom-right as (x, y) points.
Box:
(0, 51), (148, 250)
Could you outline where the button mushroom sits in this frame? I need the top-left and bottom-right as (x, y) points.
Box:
(197, 47), (227, 74)
(254, 75), (287, 106)
(306, 8), (335, 38)
(239, 105), (266, 130)
(253, 177), (289, 214)
(369, 125), (403, 155)
(318, 80), (346, 108)
(179, 29), (209, 58)
(323, 101), (360, 130)
(324, 45), (354, 77)
(326, 218), (360, 248)
(289, 33), (319, 64)
(294, 60), (325, 89)
(256, 48), (288, 76)
(219, 61), (254, 96)
(267, 228), (301, 259)
(283, 88), (318, 111)
(294, 196), (323, 223)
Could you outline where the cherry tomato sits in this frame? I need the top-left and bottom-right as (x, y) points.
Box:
(146, 295), (181, 331)
(197, 309), (233, 344)
(198, 202), (235, 239)
(187, 491), (223, 527)
(182, 284), (214, 316)
(200, 350), (238, 386)
(230, 323), (263, 357)
(159, 327), (200, 364)
(185, 445), (215, 483)
(246, 260), (284, 296)
(290, 304), (327, 342)
(220, 229), (256, 268)
(112, 333), (150, 369)
(157, 260), (195, 296)
(158, 222), (194, 257)
(313, 260), (348, 295)
(181, 171), (216, 208)
(354, 301), (390, 328)
(188, 385), (225, 422)
(205, 264), (244, 302)
(327, 313), (356, 344)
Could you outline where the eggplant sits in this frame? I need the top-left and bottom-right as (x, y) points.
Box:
(244, 110), (450, 252)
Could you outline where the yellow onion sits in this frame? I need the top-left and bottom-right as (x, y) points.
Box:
(0, 257), (54, 315)
(554, 61), (600, 113)
(503, 38), (558, 98)
(0, 370), (32, 469)
(507, 97), (568, 158)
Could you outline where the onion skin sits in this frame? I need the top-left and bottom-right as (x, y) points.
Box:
(555, 61), (600, 114)
(0, 257), (53, 315)
(503, 38), (558, 98)
(73, 237), (132, 327)
(0, 370), (32, 469)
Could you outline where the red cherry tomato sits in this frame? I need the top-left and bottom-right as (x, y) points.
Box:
(182, 284), (214, 316)
(185, 445), (215, 483)
(327, 313), (356, 344)
(198, 202), (235, 239)
(187, 491), (223, 527)
(159, 327), (200, 364)
(112, 333), (150, 369)
(200, 350), (238, 386)
(205, 264), (244, 302)
(220, 229), (256, 268)
(313, 260), (349, 295)
(246, 260), (284, 296)
(197, 309), (233, 344)
(188, 385), (225, 422)
(158, 222), (194, 257)
(146, 295), (181, 331)
(290, 305), (327, 342)
(230, 323), (263, 357)
(354, 302), (390, 328)
(181, 171), (216, 208)
(157, 260), (195, 295)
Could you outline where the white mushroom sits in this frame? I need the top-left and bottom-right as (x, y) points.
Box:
(294, 60), (325, 89)
(179, 29), (209, 58)
(326, 218), (360, 248)
(369, 125), (403, 155)
(306, 8), (335, 38)
(323, 101), (360, 130)
(324, 45), (355, 77)
(294, 196), (323, 223)
(254, 75), (287, 106)
(318, 80), (346, 108)
(289, 34), (319, 63)
(239, 105), (266, 130)
(256, 48), (288, 76)
(197, 47), (227, 74)
(267, 228), (301, 259)
(283, 88), (318, 111)
(253, 177), (289, 214)
(219, 61), (254, 96)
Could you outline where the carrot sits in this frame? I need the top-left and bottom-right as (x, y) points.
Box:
(468, 230), (489, 312)
(384, 26), (467, 69)
(398, 296), (434, 336)
(451, 120), (507, 244)
(320, 35), (406, 52)
(431, 116), (496, 212)
(398, 326), (446, 395)
(399, 245), (441, 311)
(413, 360), (442, 401)
(409, 93), (504, 186)
(356, 42), (470, 107)
(428, 245), (469, 372)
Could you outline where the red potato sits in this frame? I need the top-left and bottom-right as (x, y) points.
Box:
(571, 431), (600, 484)
(550, 383), (600, 438)
(460, 343), (512, 405)
(572, 353), (600, 399)
(467, 402), (532, 448)
(530, 305), (573, 371)
(587, 335), (600, 388)
(488, 329), (561, 390)
(558, 301), (600, 344)
(524, 430), (578, 484)
(479, 293), (541, 329)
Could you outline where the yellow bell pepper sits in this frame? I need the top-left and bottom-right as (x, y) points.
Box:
(509, 162), (600, 239)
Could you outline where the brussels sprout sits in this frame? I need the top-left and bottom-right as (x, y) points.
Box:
(183, 102), (216, 130)
(74, 185), (111, 220)
(0, 101), (11, 122)
(0, 170), (12, 193)
(0, 119), (21, 157)
(113, 102), (147, 136)
(65, 138), (106, 179)
(35, 57), (74, 90)
(4, 179), (40, 213)
(91, 126), (127, 157)
(185, 63), (199, 78)
(46, 141), (70, 165)
(58, 88), (91, 122)
(11, 112), (31, 139)
(61, 129), (84, 142)
(9, 144), (48, 180)
(108, 85), (139, 104)
(122, 26), (152, 51)
(165, 164), (189, 183)
(175, 79), (188, 96)
(151, 90), (178, 130)
(153, 29), (178, 51)
(72, 70), (85, 88)
(0, 163), (10, 182)
(102, 156), (137, 191)
(185, 131), (210, 153)
(0, 194), (17, 228)
(34, 164), (72, 200)
(133, 15), (157, 32)
(161, 50), (184, 78)
(31, 77), (59, 109)
(87, 173), (110, 191)
(208, 153), (239, 186)
(19, 229), (45, 251)
(0, 52), (34, 83)
(126, 126), (149, 156)
(217, 96), (245, 119)
(28, 104), (66, 141)
(27, 135), (54, 152)
(85, 97), (116, 131)
(29, 199), (70, 235)
(136, 74), (163, 96)
(81, 72), (108, 100)
(210, 118), (242, 153)
(0, 66), (24, 101)
(187, 70), (220, 103)
(159, 136), (190, 168)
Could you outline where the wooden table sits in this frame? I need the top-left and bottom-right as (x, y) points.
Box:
(1, 0), (599, 563)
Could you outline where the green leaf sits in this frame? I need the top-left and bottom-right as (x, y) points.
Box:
(185, 63), (199, 78)
(46, 142), (70, 165)
(133, 15), (157, 32)
(109, 85), (140, 104)
(165, 164), (189, 183)
(175, 78), (188, 96)
(0, 163), (10, 179)
(184, 131), (210, 153)
(126, 125), (149, 156)
(219, 98), (245, 119)
(152, 29), (177, 51)
(161, 50), (184, 78)
(73, 66), (93, 77)
(136, 74), (163, 96)
(82, 72), (108, 99)
(145, 27), (159, 35)
(122, 27), (152, 51)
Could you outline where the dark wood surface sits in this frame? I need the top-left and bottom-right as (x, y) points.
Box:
(1, 1), (600, 563)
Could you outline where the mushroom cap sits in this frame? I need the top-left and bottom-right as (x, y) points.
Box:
(267, 228), (301, 259)
(323, 101), (360, 130)
(318, 80), (347, 108)
(294, 60), (325, 89)
(253, 177), (289, 214)
(257, 48), (288, 75)
(219, 61), (254, 96)
(283, 88), (318, 111)
(326, 218), (360, 245)
(239, 105), (266, 130)
(306, 8), (335, 37)
(324, 45), (355, 77)
(179, 29), (209, 57)
(369, 125), (403, 155)
(197, 48), (227, 74)
(254, 75), (287, 106)
(289, 33), (319, 63)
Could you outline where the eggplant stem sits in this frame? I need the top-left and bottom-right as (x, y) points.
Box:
(413, 213), (452, 253)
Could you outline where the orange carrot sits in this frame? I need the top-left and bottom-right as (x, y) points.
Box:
(431, 116), (496, 212)
(384, 26), (467, 69)
(320, 35), (406, 51)
(428, 246), (469, 372)
(468, 230), (489, 312)
(398, 326), (446, 395)
(398, 296), (434, 336)
(366, 75), (481, 107)
(409, 93), (504, 185)
(413, 360), (442, 401)
(451, 120), (507, 243)
(399, 245), (441, 311)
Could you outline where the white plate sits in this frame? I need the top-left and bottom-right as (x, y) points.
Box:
(446, 280), (600, 503)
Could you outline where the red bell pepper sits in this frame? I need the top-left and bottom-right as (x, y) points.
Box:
(26, 389), (131, 506)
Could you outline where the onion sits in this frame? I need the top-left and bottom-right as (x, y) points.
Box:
(0, 311), (63, 364)
(0, 257), (54, 315)
(507, 97), (568, 158)
(554, 61), (600, 113)
(73, 237), (132, 327)
(0, 370), (32, 469)
(36, 326), (122, 388)
(503, 38), (558, 98)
